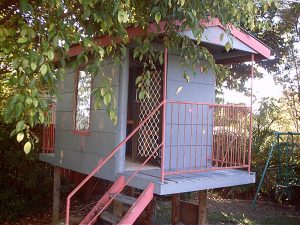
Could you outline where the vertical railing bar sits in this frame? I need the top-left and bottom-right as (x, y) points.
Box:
(211, 105), (215, 167)
(240, 109), (243, 166)
(161, 48), (168, 183)
(237, 109), (241, 166)
(234, 107), (238, 166)
(226, 106), (230, 167)
(183, 104), (187, 170)
(239, 108), (244, 166)
(169, 103), (173, 171)
(214, 106), (220, 167)
(201, 104), (204, 169)
(189, 104), (193, 171)
(206, 105), (209, 169)
(195, 104), (199, 168)
(243, 108), (248, 166)
(224, 106), (228, 167)
(229, 106), (233, 167)
(220, 107), (224, 166)
(176, 103), (180, 172)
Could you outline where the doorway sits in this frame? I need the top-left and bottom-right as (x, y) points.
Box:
(126, 51), (163, 168)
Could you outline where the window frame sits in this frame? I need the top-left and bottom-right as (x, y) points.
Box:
(73, 67), (93, 136)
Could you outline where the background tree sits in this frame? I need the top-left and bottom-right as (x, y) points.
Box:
(0, 0), (276, 153)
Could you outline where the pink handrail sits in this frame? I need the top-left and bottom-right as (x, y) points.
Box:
(89, 143), (163, 224)
(65, 100), (165, 225)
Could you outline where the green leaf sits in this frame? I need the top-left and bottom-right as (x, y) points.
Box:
(118, 10), (129, 23)
(47, 50), (54, 61)
(17, 132), (25, 142)
(20, 0), (34, 12)
(22, 59), (29, 67)
(20, 29), (27, 37)
(30, 62), (37, 71)
(183, 72), (190, 83)
(39, 111), (44, 123)
(40, 64), (47, 75)
(103, 93), (111, 105)
(224, 41), (232, 52)
(220, 33), (224, 42)
(25, 97), (32, 105)
(100, 88), (106, 97)
(138, 90), (145, 99)
(24, 141), (32, 154)
(247, 1), (253, 11)
(155, 12), (161, 24)
(10, 129), (17, 138)
(135, 76), (143, 85)
(178, 0), (185, 7)
(32, 98), (38, 107)
(17, 37), (28, 44)
(16, 120), (25, 131)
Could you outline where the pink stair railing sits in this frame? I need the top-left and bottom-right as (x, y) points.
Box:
(65, 101), (165, 225)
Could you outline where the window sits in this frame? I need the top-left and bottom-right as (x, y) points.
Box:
(74, 69), (92, 132)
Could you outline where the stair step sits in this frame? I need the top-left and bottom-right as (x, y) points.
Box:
(100, 211), (121, 225)
(110, 193), (137, 206)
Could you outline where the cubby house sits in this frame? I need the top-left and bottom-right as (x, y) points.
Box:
(40, 18), (271, 224)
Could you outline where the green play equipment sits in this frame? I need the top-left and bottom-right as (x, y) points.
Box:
(252, 132), (300, 209)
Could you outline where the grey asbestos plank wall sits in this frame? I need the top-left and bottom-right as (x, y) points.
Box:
(53, 58), (120, 177)
(164, 53), (215, 170)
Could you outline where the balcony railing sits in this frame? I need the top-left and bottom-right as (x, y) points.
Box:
(42, 100), (251, 174)
(163, 100), (251, 175)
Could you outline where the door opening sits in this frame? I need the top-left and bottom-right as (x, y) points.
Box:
(126, 51), (163, 169)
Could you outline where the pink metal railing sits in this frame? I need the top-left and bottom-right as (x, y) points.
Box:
(65, 101), (165, 225)
(65, 99), (252, 224)
(162, 100), (251, 175)
(88, 144), (161, 224)
(42, 104), (56, 153)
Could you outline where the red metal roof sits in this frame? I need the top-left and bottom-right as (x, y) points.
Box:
(67, 18), (271, 62)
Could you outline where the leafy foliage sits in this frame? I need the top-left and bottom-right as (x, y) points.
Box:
(0, 0), (276, 152)
(0, 117), (53, 222)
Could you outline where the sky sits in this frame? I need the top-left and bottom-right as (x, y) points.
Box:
(222, 72), (283, 111)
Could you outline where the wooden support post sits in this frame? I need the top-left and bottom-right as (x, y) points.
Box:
(198, 190), (207, 225)
(52, 166), (61, 223)
(145, 198), (155, 225)
(171, 194), (180, 225)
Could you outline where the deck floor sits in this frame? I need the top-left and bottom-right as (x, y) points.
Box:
(121, 168), (255, 195)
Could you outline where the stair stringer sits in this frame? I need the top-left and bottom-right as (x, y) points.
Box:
(118, 183), (154, 225)
(79, 176), (125, 225)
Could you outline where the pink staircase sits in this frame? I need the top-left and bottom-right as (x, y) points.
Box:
(79, 176), (154, 225)
(65, 102), (164, 225)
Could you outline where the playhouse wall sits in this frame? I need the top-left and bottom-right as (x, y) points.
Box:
(52, 58), (121, 180)
(164, 53), (215, 170)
